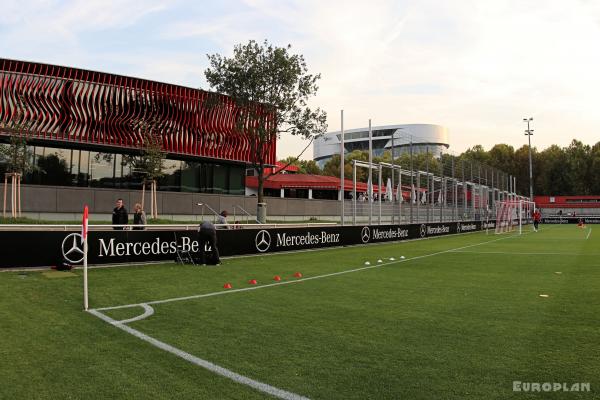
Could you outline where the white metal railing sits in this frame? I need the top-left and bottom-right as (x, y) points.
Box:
(0, 222), (337, 231)
(233, 205), (261, 224)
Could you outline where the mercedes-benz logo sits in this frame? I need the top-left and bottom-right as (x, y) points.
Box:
(61, 233), (85, 264)
(457, 223), (462, 233)
(361, 226), (370, 243)
(255, 230), (272, 253)
(419, 224), (427, 238)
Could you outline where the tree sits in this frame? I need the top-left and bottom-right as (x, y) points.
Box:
(124, 121), (167, 219)
(322, 151), (368, 180)
(565, 139), (591, 195)
(0, 135), (31, 174)
(590, 142), (600, 194)
(513, 145), (536, 195)
(0, 96), (35, 218)
(299, 160), (321, 175)
(487, 144), (515, 174)
(278, 156), (301, 171)
(34, 154), (71, 186)
(536, 145), (570, 195)
(461, 145), (490, 165)
(205, 40), (327, 222)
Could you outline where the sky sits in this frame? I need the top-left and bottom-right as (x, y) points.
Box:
(2, 0), (600, 159)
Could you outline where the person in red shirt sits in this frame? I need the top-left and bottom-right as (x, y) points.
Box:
(533, 209), (541, 232)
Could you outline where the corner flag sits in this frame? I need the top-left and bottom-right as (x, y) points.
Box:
(82, 205), (89, 310)
(81, 205), (89, 244)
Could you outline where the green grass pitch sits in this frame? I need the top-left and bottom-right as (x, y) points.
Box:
(1, 225), (598, 399)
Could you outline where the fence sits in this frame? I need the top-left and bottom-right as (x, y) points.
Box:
(342, 152), (527, 225)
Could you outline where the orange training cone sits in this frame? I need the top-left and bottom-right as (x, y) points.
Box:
(249, 279), (257, 285)
(223, 283), (232, 289)
(273, 275), (281, 281)
(294, 272), (303, 278)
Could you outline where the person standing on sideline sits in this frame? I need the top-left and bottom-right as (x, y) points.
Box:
(198, 220), (221, 265)
(132, 203), (146, 230)
(217, 210), (229, 228)
(533, 209), (541, 232)
(112, 198), (128, 230)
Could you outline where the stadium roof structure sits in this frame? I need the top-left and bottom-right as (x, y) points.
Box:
(0, 58), (276, 165)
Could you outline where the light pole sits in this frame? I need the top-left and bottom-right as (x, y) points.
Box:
(523, 117), (534, 201)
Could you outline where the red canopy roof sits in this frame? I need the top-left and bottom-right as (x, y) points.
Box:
(246, 174), (388, 192)
(264, 162), (300, 175)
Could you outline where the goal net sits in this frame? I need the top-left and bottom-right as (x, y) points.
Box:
(495, 199), (536, 234)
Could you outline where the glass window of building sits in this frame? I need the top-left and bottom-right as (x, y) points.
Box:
(213, 164), (228, 194)
(39, 148), (73, 186)
(89, 152), (114, 187)
(228, 165), (244, 195)
(0, 140), (246, 194)
(77, 150), (90, 186)
(199, 163), (213, 193)
(158, 160), (182, 191)
(181, 161), (200, 192)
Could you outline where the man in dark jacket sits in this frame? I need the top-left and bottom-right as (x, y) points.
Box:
(198, 220), (221, 265)
(112, 198), (128, 230)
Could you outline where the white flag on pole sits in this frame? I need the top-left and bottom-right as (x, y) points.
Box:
(386, 178), (392, 202)
(81, 205), (89, 244)
(397, 174), (402, 202)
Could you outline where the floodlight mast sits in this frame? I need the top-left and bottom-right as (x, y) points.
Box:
(340, 110), (344, 226)
(523, 117), (534, 201)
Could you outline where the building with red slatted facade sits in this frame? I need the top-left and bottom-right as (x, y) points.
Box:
(0, 58), (276, 195)
(534, 195), (600, 216)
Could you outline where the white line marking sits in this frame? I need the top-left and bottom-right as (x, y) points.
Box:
(94, 234), (516, 312)
(586, 228), (592, 240)
(449, 250), (597, 256)
(110, 303), (155, 325)
(88, 233), (522, 400)
(88, 309), (310, 400)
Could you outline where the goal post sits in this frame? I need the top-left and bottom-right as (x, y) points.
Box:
(495, 199), (536, 235)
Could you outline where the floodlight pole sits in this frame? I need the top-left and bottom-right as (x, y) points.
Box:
(368, 119), (373, 225)
(409, 137), (414, 223)
(378, 164), (382, 225)
(340, 110), (345, 225)
(352, 160), (357, 226)
(391, 130), (395, 224)
(425, 148), (430, 222)
(523, 117), (534, 201)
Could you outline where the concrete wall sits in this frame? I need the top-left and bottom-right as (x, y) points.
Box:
(12, 184), (342, 221)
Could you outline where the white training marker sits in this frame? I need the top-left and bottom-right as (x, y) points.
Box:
(364, 261), (370, 265)
(377, 259), (383, 263)
(400, 256), (405, 259)
(539, 294), (550, 298)
(555, 272), (562, 275)
(389, 257), (395, 261)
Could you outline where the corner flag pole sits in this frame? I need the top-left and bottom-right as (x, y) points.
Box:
(82, 205), (89, 310)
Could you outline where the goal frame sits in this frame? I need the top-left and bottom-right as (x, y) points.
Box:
(495, 199), (536, 235)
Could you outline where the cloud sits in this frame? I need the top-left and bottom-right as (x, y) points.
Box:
(1, 0), (167, 43)
(2, 0), (600, 159)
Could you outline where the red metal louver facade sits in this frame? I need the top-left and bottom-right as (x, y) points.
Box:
(0, 58), (276, 165)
